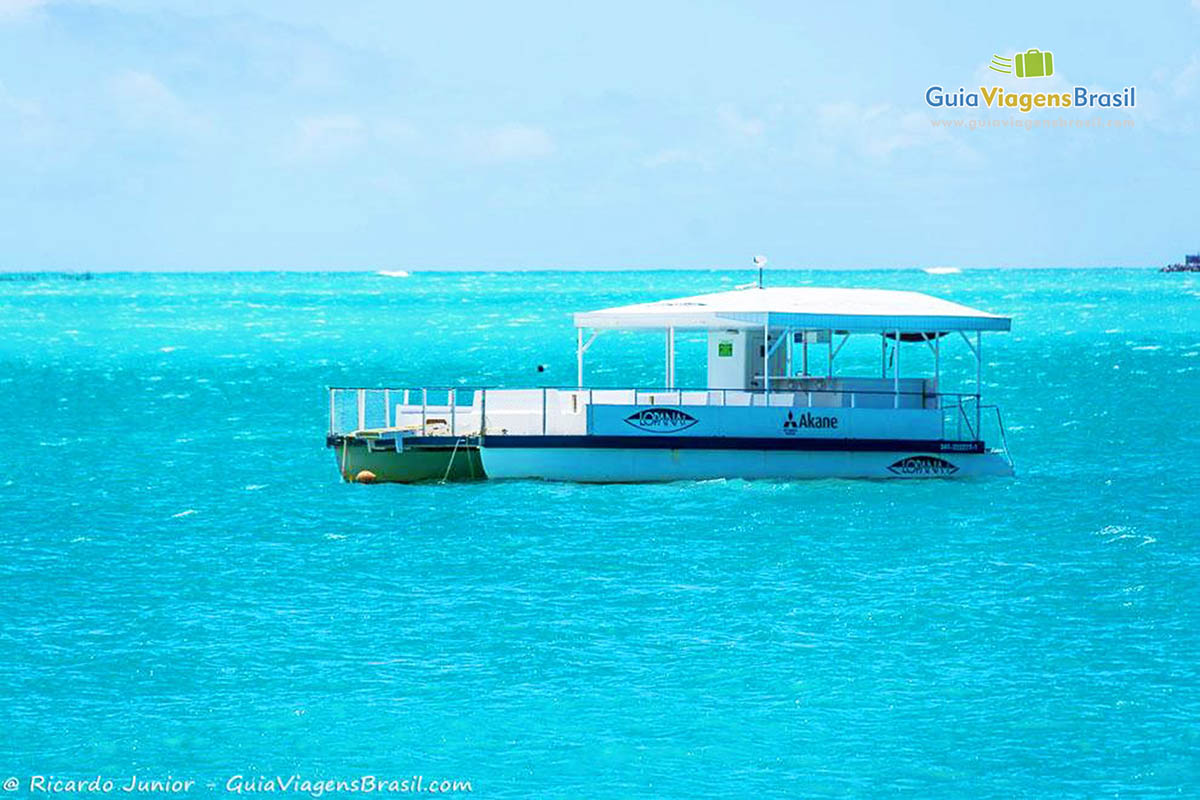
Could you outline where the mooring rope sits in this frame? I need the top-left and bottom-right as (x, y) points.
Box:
(440, 437), (466, 484)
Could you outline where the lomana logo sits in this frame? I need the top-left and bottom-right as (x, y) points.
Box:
(782, 410), (838, 435)
(887, 456), (960, 476)
(624, 407), (698, 434)
(926, 49), (1135, 113)
(989, 49), (1053, 78)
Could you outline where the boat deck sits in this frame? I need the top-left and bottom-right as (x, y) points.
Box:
(328, 384), (1009, 453)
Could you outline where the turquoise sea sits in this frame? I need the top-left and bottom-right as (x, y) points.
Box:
(1, 268), (1197, 798)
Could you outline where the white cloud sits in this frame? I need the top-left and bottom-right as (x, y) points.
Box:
(718, 105), (765, 140)
(0, 79), (46, 139)
(0, 0), (46, 19)
(112, 71), (176, 109)
(374, 119), (418, 143)
(1172, 55), (1200, 97)
(813, 101), (975, 161)
(642, 147), (710, 170)
(288, 114), (366, 161)
(463, 124), (554, 163)
(109, 70), (206, 134)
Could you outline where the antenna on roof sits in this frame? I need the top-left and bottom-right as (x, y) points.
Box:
(737, 256), (768, 290)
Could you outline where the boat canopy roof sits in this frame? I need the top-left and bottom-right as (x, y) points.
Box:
(574, 287), (1011, 333)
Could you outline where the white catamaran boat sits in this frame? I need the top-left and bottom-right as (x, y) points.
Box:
(327, 285), (1014, 482)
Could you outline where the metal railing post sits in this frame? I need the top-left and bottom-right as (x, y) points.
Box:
(893, 329), (901, 409)
(384, 389), (391, 428)
(480, 389), (487, 436)
(328, 389), (336, 435)
(450, 389), (456, 436)
(976, 331), (982, 437)
(542, 388), (548, 435)
(356, 388), (365, 431)
(993, 406), (1013, 467)
(421, 388), (427, 435)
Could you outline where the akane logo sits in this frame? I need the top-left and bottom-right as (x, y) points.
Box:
(887, 456), (960, 476)
(624, 408), (698, 434)
(782, 410), (838, 434)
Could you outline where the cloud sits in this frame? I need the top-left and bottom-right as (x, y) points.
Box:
(718, 105), (765, 140)
(375, 119), (418, 143)
(813, 101), (958, 159)
(1137, 55), (1200, 132)
(0, 79), (46, 140)
(642, 147), (710, 170)
(287, 114), (366, 161)
(1173, 55), (1200, 97)
(462, 124), (554, 163)
(109, 70), (206, 134)
(0, 0), (45, 19)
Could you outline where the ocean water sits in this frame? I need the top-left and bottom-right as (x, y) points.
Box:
(1, 269), (1197, 798)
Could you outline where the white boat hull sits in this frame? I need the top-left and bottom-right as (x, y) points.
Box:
(479, 446), (1013, 482)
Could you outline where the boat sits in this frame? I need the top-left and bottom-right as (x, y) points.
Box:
(326, 285), (1014, 482)
(1161, 254), (1200, 272)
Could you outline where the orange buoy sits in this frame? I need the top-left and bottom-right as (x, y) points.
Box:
(354, 469), (377, 484)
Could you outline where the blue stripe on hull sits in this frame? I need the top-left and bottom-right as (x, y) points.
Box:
(480, 435), (984, 454)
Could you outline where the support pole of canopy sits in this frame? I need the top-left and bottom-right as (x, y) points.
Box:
(665, 327), (675, 389)
(785, 327), (793, 377)
(881, 333), (887, 378)
(763, 319), (770, 396)
(827, 330), (833, 379)
(576, 329), (600, 389)
(976, 331), (982, 438)
(576, 328), (584, 389)
(958, 330), (979, 358)
(935, 334), (941, 399)
(802, 337), (808, 377)
(893, 329), (901, 409)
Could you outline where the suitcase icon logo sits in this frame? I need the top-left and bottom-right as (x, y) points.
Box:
(989, 49), (1054, 78)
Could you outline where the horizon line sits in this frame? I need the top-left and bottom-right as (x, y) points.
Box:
(0, 264), (1167, 275)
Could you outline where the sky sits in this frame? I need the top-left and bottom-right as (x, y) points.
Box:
(0, 0), (1198, 270)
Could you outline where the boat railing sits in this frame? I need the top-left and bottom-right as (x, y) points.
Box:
(979, 403), (1015, 468)
(328, 386), (991, 442)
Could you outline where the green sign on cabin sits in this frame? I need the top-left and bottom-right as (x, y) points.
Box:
(718, 341), (734, 357)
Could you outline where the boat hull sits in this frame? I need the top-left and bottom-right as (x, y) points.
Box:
(331, 437), (484, 483)
(479, 445), (1012, 481)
